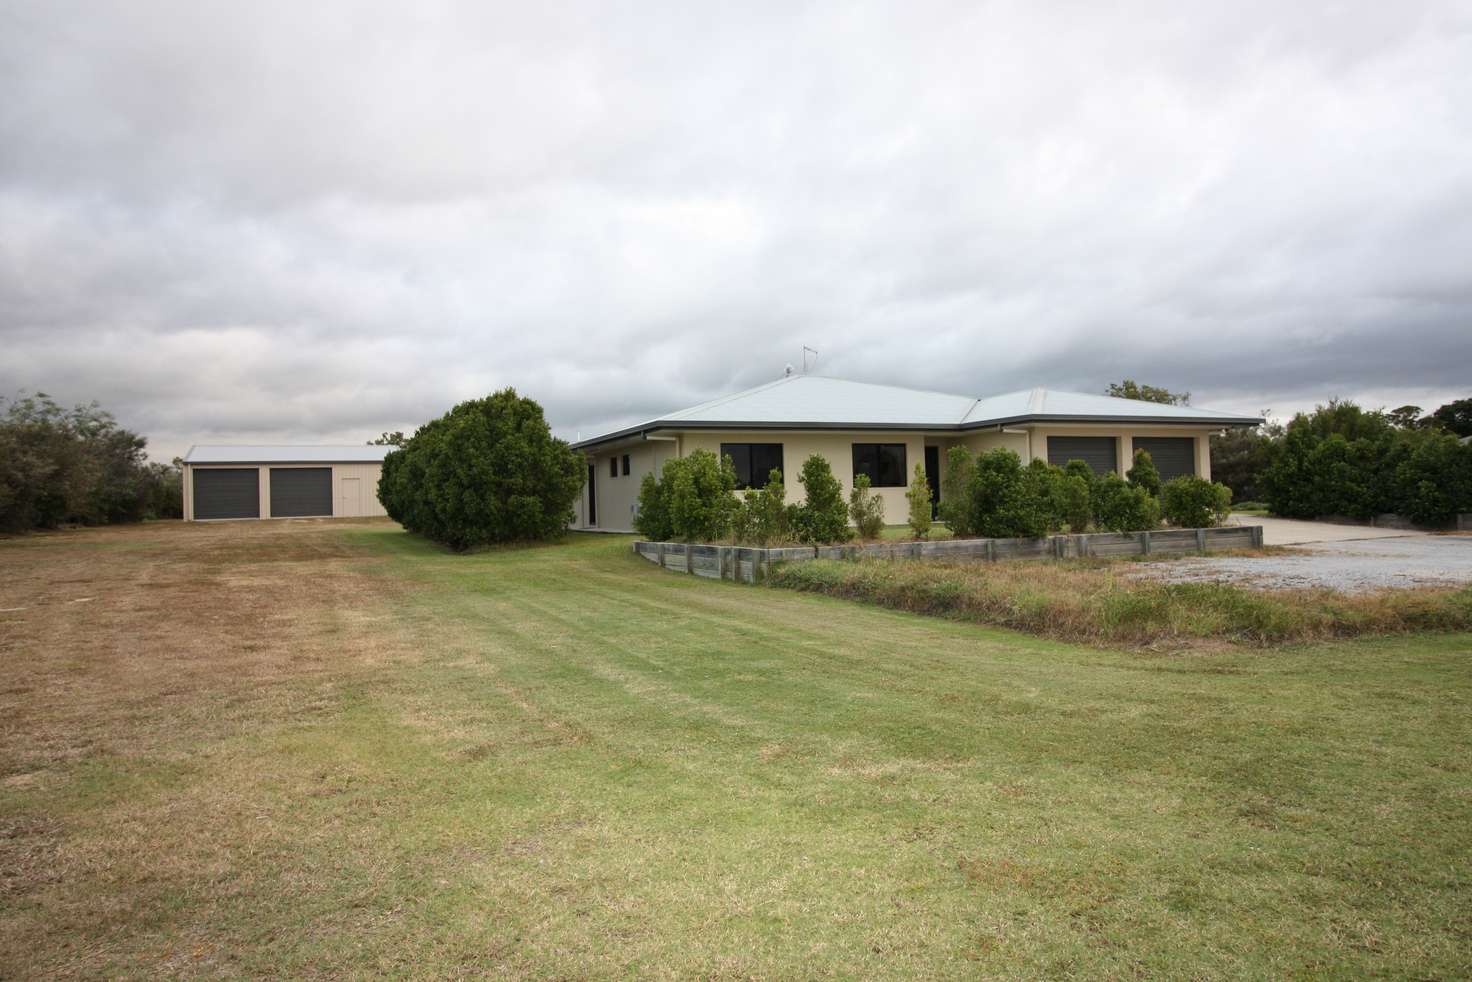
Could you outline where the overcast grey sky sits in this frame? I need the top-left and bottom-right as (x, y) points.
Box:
(2, 1), (1470, 459)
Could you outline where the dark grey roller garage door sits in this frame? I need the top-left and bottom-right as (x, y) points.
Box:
(193, 468), (260, 520)
(1132, 437), (1196, 482)
(270, 468), (333, 517)
(1047, 436), (1118, 476)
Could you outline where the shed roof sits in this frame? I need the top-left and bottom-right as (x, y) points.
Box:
(571, 375), (1261, 450)
(183, 445), (395, 464)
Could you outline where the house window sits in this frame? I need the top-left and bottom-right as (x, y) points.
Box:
(621, 454), (631, 476)
(609, 457), (618, 478)
(720, 443), (784, 490)
(852, 443), (907, 487)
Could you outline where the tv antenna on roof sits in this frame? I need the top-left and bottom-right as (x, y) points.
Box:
(802, 346), (818, 373)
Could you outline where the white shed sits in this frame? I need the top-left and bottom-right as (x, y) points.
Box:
(181, 446), (391, 521)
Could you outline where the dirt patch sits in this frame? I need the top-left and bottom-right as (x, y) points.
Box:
(0, 519), (413, 777)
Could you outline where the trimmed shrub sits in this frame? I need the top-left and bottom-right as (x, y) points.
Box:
(938, 446), (976, 537)
(848, 473), (886, 540)
(634, 472), (672, 541)
(377, 388), (583, 550)
(1059, 473), (1092, 533)
(1092, 473), (1160, 532)
(793, 454), (851, 544)
(1126, 448), (1161, 497)
(1023, 458), (1066, 534)
(739, 468), (790, 546)
(1161, 476), (1233, 528)
(905, 462), (933, 539)
(666, 449), (739, 543)
(967, 449), (1051, 539)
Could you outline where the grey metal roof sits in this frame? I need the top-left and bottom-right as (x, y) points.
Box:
(183, 445), (395, 464)
(571, 375), (1262, 450)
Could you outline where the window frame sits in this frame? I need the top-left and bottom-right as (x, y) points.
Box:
(609, 456), (618, 478)
(720, 442), (785, 491)
(621, 454), (631, 476)
(851, 442), (907, 488)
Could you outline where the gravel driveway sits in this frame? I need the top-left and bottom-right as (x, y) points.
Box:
(1135, 534), (1472, 593)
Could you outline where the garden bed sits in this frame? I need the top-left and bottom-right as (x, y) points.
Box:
(633, 525), (1263, 583)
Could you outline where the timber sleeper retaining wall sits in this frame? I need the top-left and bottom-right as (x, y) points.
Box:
(634, 525), (1264, 584)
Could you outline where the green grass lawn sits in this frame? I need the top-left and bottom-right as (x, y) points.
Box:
(3, 522), (1470, 977)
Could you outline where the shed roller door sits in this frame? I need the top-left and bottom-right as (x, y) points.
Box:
(1132, 438), (1196, 482)
(1047, 436), (1118, 476)
(193, 468), (260, 520)
(270, 468), (333, 517)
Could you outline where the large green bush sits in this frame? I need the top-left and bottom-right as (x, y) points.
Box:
(1092, 473), (1160, 532)
(938, 446), (976, 536)
(967, 449), (1052, 539)
(793, 454), (851, 544)
(376, 388), (584, 550)
(1160, 476), (1233, 528)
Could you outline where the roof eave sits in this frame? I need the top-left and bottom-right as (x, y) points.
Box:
(570, 413), (1261, 451)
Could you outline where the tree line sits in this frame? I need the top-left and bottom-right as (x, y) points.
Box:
(1110, 379), (1472, 525)
(1, 393), (183, 533)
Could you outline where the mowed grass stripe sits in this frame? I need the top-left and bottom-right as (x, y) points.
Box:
(2, 520), (1468, 977)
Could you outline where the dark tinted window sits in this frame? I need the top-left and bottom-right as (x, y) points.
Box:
(720, 443), (784, 490)
(610, 456), (618, 478)
(621, 454), (630, 476)
(852, 443), (906, 487)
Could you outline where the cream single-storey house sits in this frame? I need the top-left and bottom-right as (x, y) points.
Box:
(181, 446), (391, 521)
(569, 375), (1261, 533)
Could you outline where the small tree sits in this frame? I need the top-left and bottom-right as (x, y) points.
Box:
(848, 474), (886, 540)
(938, 446), (976, 537)
(1126, 448), (1161, 497)
(1093, 473), (1161, 532)
(634, 471), (672, 540)
(1160, 476), (1233, 528)
(739, 468), (789, 545)
(666, 449), (738, 542)
(967, 449), (1051, 539)
(905, 463), (933, 539)
(793, 454), (851, 543)
(1023, 458), (1066, 533)
(1059, 473), (1092, 533)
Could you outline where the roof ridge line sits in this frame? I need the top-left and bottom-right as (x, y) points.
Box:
(665, 373), (798, 419)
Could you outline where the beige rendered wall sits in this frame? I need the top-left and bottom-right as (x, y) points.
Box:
(677, 429), (927, 525)
(579, 440), (676, 531)
(575, 425), (1218, 532)
(183, 462), (386, 520)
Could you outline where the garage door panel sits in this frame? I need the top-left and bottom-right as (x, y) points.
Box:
(1047, 436), (1118, 476)
(193, 468), (260, 520)
(1133, 437), (1196, 482)
(270, 468), (333, 517)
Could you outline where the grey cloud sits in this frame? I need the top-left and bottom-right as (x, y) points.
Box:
(2, 0), (1470, 460)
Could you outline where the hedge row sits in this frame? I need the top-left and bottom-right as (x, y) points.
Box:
(939, 447), (1230, 538)
(634, 450), (855, 545)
